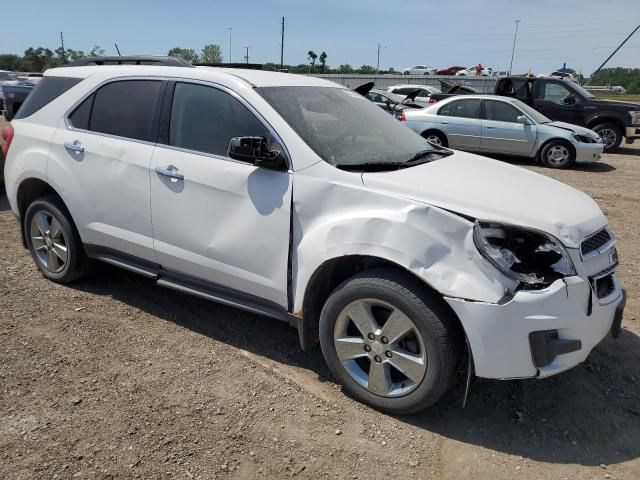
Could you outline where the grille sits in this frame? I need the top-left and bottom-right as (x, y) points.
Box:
(581, 229), (612, 256)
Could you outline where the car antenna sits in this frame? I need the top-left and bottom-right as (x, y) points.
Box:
(114, 43), (122, 56)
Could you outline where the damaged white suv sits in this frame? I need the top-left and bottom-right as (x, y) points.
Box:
(3, 58), (625, 414)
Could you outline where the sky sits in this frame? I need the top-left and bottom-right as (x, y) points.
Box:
(1, 0), (639, 75)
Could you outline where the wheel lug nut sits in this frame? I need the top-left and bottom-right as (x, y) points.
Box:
(367, 333), (375, 340)
(364, 345), (371, 352)
(381, 336), (388, 344)
(374, 355), (382, 363)
(385, 351), (392, 358)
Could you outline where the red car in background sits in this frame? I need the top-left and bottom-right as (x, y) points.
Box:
(436, 66), (466, 75)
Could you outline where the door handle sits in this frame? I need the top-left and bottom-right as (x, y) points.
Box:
(155, 165), (184, 181)
(64, 141), (84, 153)
(486, 126), (495, 129)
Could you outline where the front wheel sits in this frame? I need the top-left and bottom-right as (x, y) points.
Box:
(540, 140), (575, 169)
(319, 269), (461, 414)
(592, 123), (622, 152)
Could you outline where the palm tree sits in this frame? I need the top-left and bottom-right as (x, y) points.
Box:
(319, 51), (327, 72)
(307, 50), (317, 72)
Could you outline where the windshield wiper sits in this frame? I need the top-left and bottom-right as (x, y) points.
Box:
(336, 150), (452, 171)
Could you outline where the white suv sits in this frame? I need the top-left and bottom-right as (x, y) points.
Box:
(2, 59), (625, 414)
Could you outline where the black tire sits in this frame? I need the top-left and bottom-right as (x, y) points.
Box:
(0, 154), (5, 193)
(592, 122), (622, 152)
(319, 268), (462, 415)
(24, 195), (91, 283)
(540, 139), (575, 169)
(421, 130), (448, 148)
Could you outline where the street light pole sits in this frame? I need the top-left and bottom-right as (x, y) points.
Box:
(509, 19), (520, 75)
(228, 27), (232, 63)
(377, 43), (386, 74)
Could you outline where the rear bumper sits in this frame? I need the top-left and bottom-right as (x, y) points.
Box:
(574, 142), (604, 163)
(445, 275), (624, 379)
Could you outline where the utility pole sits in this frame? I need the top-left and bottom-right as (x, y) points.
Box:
(60, 32), (66, 64)
(376, 43), (386, 74)
(585, 23), (640, 85)
(509, 19), (520, 75)
(244, 46), (250, 64)
(228, 27), (232, 63)
(280, 16), (285, 68)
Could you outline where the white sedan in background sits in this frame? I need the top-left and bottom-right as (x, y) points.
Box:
(402, 65), (437, 75)
(402, 95), (604, 168)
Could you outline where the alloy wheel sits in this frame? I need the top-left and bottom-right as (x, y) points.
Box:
(333, 298), (427, 397)
(597, 128), (617, 149)
(30, 210), (68, 273)
(426, 134), (443, 146)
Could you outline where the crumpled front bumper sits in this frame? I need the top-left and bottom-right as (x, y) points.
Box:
(445, 275), (624, 379)
(574, 142), (604, 163)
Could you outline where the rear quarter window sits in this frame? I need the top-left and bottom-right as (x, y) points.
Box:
(14, 76), (83, 119)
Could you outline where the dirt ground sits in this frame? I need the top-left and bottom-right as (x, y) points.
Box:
(1, 135), (639, 479)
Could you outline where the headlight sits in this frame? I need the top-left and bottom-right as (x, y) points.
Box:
(473, 221), (576, 286)
(630, 111), (640, 125)
(572, 133), (597, 143)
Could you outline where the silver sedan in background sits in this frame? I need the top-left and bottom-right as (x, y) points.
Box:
(402, 95), (604, 168)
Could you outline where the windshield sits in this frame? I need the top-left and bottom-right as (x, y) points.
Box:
(511, 98), (552, 124)
(257, 86), (437, 168)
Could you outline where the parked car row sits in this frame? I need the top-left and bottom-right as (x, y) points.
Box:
(402, 64), (496, 77)
(2, 58), (624, 415)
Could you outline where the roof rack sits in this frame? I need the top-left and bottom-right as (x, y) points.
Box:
(64, 56), (193, 68)
(193, 63), (276, 71)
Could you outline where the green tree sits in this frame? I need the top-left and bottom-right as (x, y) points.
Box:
(89, 45), (105, 57)
(319, 51), (327, 72)
(307, 50), (317, 71)
(168, 47), (199, 64)
(338, 64), (354, 73)
(0, 54), (23, 71)
(22, 47), (58, 72)
(358, 65), (376, 74)
(200, 44), (223, 64)
(591, 67), (640, 94)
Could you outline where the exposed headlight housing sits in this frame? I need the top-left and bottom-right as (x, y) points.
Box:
(473, 221), (576, 287)
(630, 111), (640, 125)
(572, 133), (597, 143)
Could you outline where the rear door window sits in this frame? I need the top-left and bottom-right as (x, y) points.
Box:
(448, 99), (481, 119)
(168, 82), (268, 158)
(87, 80), (162, 141)
(14, 76), (83, 119)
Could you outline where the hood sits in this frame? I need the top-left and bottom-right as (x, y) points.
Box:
(546, 121), (600, 137)
(362, 151), (606, 248)
(588, 98), (640, 109)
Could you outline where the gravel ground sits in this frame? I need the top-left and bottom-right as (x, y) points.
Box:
(1, 138), (639, 480)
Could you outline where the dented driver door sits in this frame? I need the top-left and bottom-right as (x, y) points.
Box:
(149, 82), (292, 308)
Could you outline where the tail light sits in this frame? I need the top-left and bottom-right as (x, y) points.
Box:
(428, 97), (438, 105)
(1, 124), (14, 157)
(399, 111), (406, 122)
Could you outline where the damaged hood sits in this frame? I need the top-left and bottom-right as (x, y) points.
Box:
(362, 152), (606, 248)
(545, 121), (600, 137)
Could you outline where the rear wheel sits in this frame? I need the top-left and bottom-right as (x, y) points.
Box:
(421, 130), (448, 147)
(540, 140), (575, 169)
(592, 123), (622, 152)
(319, 269), (461, 414)
(24, 196), (91, 283)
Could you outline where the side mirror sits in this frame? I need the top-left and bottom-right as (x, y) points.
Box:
(563, 95), (576, 106)
(516, 115), (530, 124)
(227, 136), (287, 170)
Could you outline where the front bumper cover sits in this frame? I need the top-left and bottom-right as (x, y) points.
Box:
(445, 275), (624, 379)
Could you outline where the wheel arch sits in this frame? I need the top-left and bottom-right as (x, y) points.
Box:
(536, 137), (576, 162)
(297, 254), (466, 351)
(585, 115), (626, 133)
(16, 178), (67, 248)
(420, 128), (449, 146)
